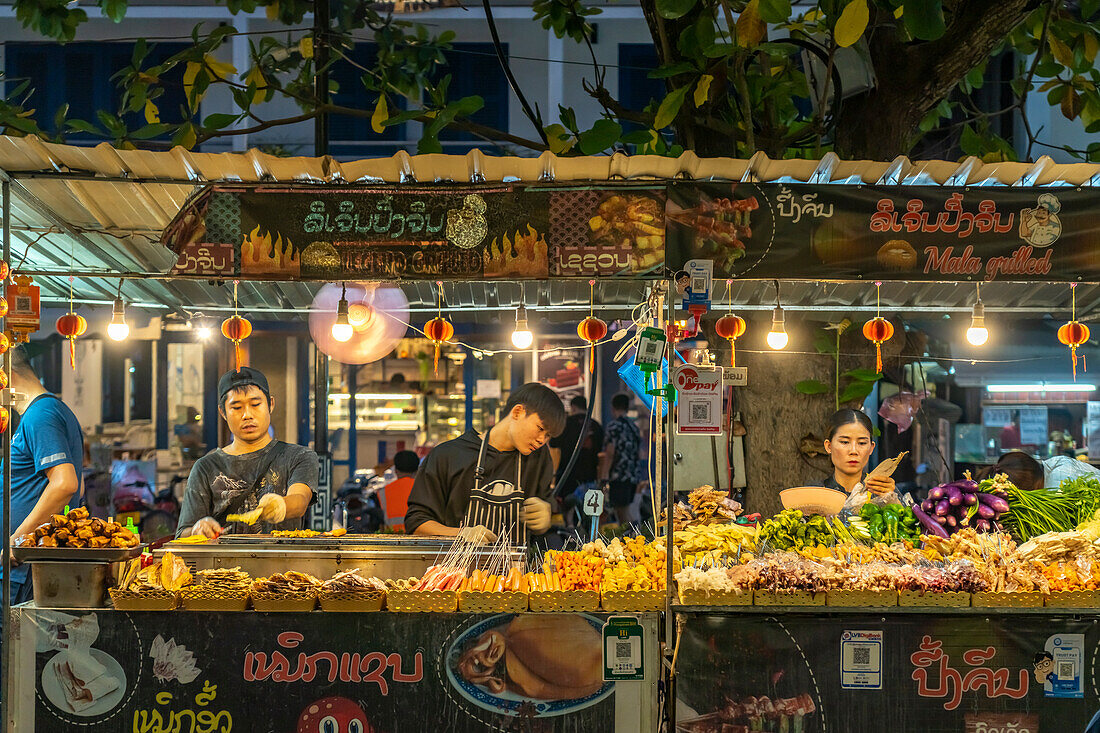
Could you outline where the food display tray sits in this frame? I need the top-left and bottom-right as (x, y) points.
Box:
(601, 589), (666, 612)
(1045, 590), (1100, 608)
(458, 591), (528, 613)
(898, 590), (971, 608)
(386, 590), (458, 612)
(109, 588), (179, 611)
(180, 588), (250, 612)
(826, 590), (898, 607)
(677, 588), (753, 606)
(319, 590), (386, 612)
(14, 546), (143, 563)
(754, 591), (825, 606)
(251, 592), (318, 612)
(971, 591), (1044, 608)
(528, 590), (600, 612)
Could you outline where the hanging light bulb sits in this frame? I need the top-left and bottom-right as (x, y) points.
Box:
(511, 305), (533, 349)
(966, 292), (988, 346)
(331, 284), (353, 343)
(196, 320), (212, 340)
(107, 296), (129, 341)
(766, 281), (788, 350)
(767, 307), (788, 350)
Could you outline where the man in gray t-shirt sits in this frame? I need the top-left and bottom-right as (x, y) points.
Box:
(176, 367), (318, 538)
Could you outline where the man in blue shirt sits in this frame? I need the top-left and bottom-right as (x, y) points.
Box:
(5, 346), (83, 602)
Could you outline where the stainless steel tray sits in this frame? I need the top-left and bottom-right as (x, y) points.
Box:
(214, 534), (473, 547)
(13, 545), (144, 563)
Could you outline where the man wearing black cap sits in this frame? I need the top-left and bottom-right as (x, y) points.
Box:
(175, 367), (318, 538)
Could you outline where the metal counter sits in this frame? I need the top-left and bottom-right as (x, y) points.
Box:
(157, 534), (526, 579)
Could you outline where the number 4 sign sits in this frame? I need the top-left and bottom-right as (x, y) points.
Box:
(583, 488), (604, 517)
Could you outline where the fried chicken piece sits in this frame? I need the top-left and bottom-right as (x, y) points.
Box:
(87, 536), (109, 549)
(38, 535), (58, 547)
(68, 537), (87, 548)
(68, 507), (89, 521)
(54, 528), (71, 545)
(109, 536), (130, 548)
(74, 527), (95, 542)
(50, 514), (69, 530)
(34, 524), (50, 539)
(13, 534), (35, 548)
(89, 518), (105, 534)
(71, 519), (91, 531)
(104, 522), (123, 536)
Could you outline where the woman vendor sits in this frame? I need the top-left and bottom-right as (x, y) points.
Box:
(822, 409), (895, 496)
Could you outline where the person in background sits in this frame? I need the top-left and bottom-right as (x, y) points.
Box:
(600, 393), (643, 525)
(406, 383), (565, 544)
(980, 449), (1100, 490)
(549, 395), (603, 528)
(6, 346), (84, 603)
(176, 367), (318, 538)
(381, 450), (420, 531)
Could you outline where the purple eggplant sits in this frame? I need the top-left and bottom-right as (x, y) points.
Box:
(933, 514), (947, 525)
(974, 518), (992, 532)
(954, 480), (980, 494)
(962, 493), (977, 506)
(912, 505), (949, 538)
(945, 515), (957, 528)
(935, 499), (951, 516)
(944, 484), (963, 506)
(976, 503), (996, 520)
(921, 498), (934, 513)
(929, 486), (945, 501)
(976, 493), (1010, 514)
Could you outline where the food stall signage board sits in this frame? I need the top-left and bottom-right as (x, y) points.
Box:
(583, 488), (604, 517)
(840, 629), (883, 690)
(674, 364), (722, 435)
(723, 366), (748, 386)
(603, 616), (644, 681)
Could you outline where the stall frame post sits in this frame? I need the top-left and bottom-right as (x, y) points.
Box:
(1, 179), (11, 733)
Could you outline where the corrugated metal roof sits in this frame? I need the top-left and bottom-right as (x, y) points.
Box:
(0, 137), (1098, 319)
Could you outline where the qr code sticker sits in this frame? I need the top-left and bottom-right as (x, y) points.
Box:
(616, 641), (632, 660)
(642, 340), (659, 358)
(852, 646), (871, 666)
(691, 402), (710, 423)
(1058, 661), (1075, 679)
(692, 276), (707, 292)
(14, 296), (30, 313)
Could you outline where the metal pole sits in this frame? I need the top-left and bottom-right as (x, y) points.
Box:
(2, 180), (12, 733)
(314, 346), (328, 455)
(313, 0), (330, 156)
(663, 280), (675, 730)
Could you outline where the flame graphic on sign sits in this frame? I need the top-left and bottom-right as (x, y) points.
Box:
(484, 224), (548, 276)
(242, 225), (299, 271)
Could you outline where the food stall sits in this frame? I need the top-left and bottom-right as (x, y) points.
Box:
(7, 142), (1100, 733)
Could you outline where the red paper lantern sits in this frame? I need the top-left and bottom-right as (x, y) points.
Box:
(0, 297), (9, 320)
(715, 314), (747, 367)
(0, 368), (8, 390)
(424, 316), (454, 375)
(0, 406), (9, 434)
(1058, 320), (1090, 380)
(0, 331), (10, 356)
(56, 312), (88, 370)
(862, 317), (894, 374)
(222, 315), (253, 371)
(577, 316), (607, 373)
(0, 260), (11, 282)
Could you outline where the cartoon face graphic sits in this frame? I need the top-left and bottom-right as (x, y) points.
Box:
(1033, 652), (1054, 684)
(297, 697), (373, 733)
(1019, 193), (1062, 247)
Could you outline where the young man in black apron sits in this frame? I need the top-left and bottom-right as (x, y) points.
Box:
(405, 383), (566, 545)
(176, 367), (318, 538)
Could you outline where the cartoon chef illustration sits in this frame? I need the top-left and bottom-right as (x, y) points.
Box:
(1019, 193), (1062, 247)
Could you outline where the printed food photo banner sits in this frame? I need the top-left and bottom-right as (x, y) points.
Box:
(161, 182), (1100, 283)
(12, 608), (657, 733)
(676, 611), (1100, 733)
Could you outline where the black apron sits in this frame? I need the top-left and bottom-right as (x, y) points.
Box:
(462, 431), (526, 546)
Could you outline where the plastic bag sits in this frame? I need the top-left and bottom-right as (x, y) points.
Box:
(841, 481), (902, 513)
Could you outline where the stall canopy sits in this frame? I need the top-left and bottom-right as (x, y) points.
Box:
(3, 136), (1100, 322)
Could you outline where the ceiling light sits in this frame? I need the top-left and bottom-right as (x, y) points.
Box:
(331, 284), (353, 342)
(511, 305), (533, 350)
(767, 306), (788, 350)
(986, 383), (1096, 393)
(107, 297), (129, 341)
(966, 285), (987, 346)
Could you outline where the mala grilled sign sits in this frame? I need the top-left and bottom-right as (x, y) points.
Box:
(161, 182), (1100, 282)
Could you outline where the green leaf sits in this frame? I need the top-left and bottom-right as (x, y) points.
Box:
(736, 0), (766, 48)
(1062, 88), (1083, 120)
(371, 95), (388, 134)
(417, 132), (442, 154)
(544, 123), (575, 154)
(653, 85), (690, 129)
(841, 367), (884, 382)
(202, 112), (239, 130)
(129, 123), (172, 139)
(100, 0), (127, 23)
(834, 0), (869, 48)
(648, 62), (695, 79)
(757, 0), (791, 23)
(621, 129), (656, 145)
(694, 74), (714, 107)
(839, 379), (875, 403)
(577, 118), (622, 155)
(65, 118), (102, 135)
(451, 95), (484, 117)
(959, 124), (982, 156)
(655, 0), (697, 20)
(903, 0), (946, 41)
(795, 380), (831, 395)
